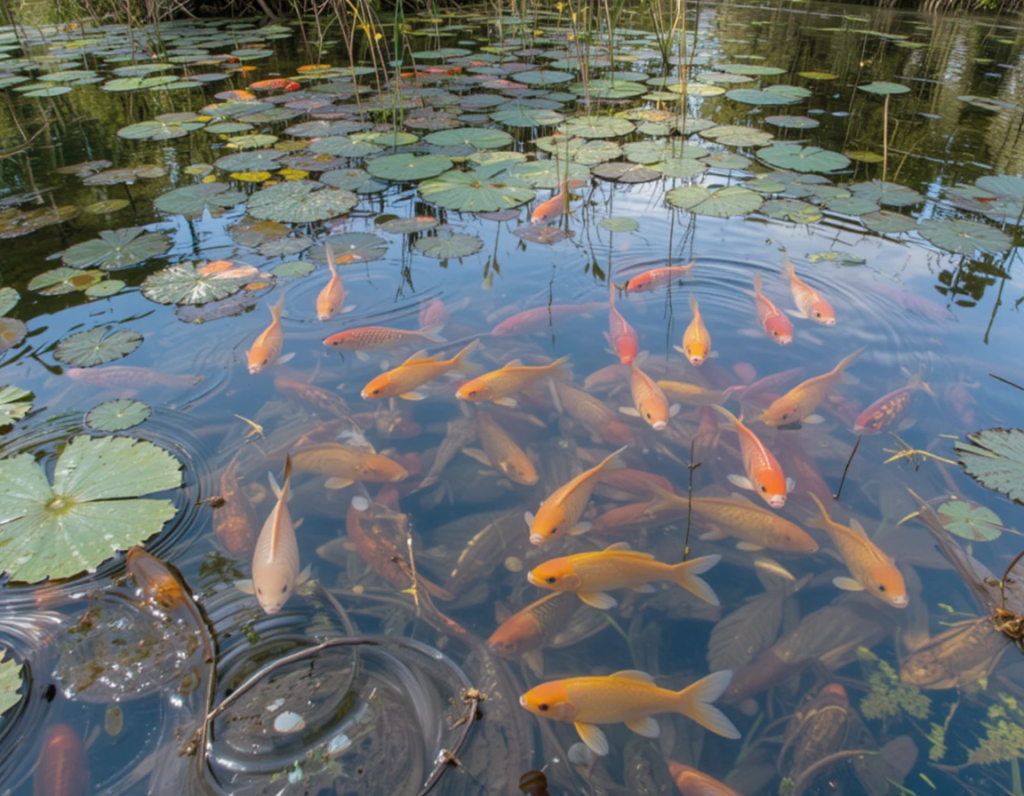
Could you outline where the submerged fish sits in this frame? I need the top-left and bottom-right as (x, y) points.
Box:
(621, 261), (695, 293)
(292, 443), (409, 489)
(656, 380), (738, 407)
(621, 363), (677, 430)
(668, 763), (743, 796)
(490, 303), (605, 336)
(361, 340), (478, 401)
(34, 724), (88, 796)
(530, 179), (584, 224)
(678, 294), (712, 366)
(488, 591), (580, 662)
(247, 293), (288, 375)
(519, 669), (739, 756)
(783, 253), (835, 326)
(528, 542), (721, 609)
(126, 546), (188, 611)
(467, 410), (538, 485)
(322, 325), (445, 358)
(274, 376), (353, 420)
(315, 242), (351, 321)
(712, 405), (789, 509)
(607, 280), (639, 365)
(417, 417), (478, 490)
(550, 379), (634, 446)
(456, 356), (570, 408)
(251, 455), (299, 615)
(214, 454), (257, 555)
(753, 271), (793, 345)
(760, 349), (862, 426)
(66, 366), (202, 389)
(853, 370), (935, 435)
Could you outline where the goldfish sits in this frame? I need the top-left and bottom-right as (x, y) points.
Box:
(34, 724), (88, 796)
(589, 501), (656, 535)
(656, 380), (739, 407)
(488, 591), (580, 664)
(247, 294), (290, 375)
(316, 242), (351, 321)
(595, 468), (673, 501)
(527, 446), (626, 545)
(530, 179), (584, 224)
(215, 89), (256, 102)
(806, 493), (907, 607)
(418, 297), (448, 330)
(760, 349), (863, 427)
(712, 405), (790, 508)
(753, 271), (793, 345)
(214, 454), (257, 555)
(528, 541), (721, 609)
(361, 340), (479, 401)
(853, 370), (935, 435)
(519, 668), (739, 756)
(126, 546), (188, 611)
(620, 260), (695, 293)
(490, 303), (605, 336)
(274, 376), (352, 419)
(249, 78), (301, 91)
(66, 366), (202, 389)
(668, 762), (743, 796)
(250, 456), (300, 615)
(456, 356), (570, 408)
(322, 325), (445, 361)
(784, 253), (835, 326)
(550, 380), (634, 446)
(620, 363), (678, 430)
(583, 362), (631, 391)
(678, 294), (712, 366)
(606, 280), (639, 365)
(292, 443), (408, 489)
(465, 410), (538, 485)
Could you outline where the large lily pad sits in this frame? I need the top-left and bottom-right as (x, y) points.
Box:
(0, 287), (18, 318)
(87, 399), (151, 432)
(28, 268), (102, 296)
(956, 428), (1024, 505)
(117, 119), (204, 141)
(758, 145), (850, 173)
(214, 149), (285, 174)
(491, 106), (565, 127)
(700, 125), (774, 147)
(558, 116), (635, 139)
(248, 181), (357, 222)
(666, 185), (764, 217)
(858, 81), (911, 95)
(861, 210), (918, 234)
(0, 386), (32, 429)
(0, 435), (180, 583)
(141, 262), (246, 306)
(54, 327), (143, 368)
(726, 88), (801, 106)
(311, 233), (389, 263)
(423, 128), (513, 149)
(0, 319), (27, 355)
(366, 154), (453, 182)
(153, 183), (246, 217)
(534, 136), (622, 164)
(307, 136), (382, 158)
(937, 501), (1003, 542)
(511, 161), (590, 189)
(414, 233), (484, 259)
(419, 165), (535, 212)
(515, 70), (574, 85)
(62, 228), (170, 271)
(0, 655), (22, 716)
(848, 181), (923, 208)
(919, 218), (1012, 255)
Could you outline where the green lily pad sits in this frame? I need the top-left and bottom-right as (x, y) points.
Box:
(226, 133), (278, 150)
(153, 183), (246, 217)
(919, 218), (1012, 255)
(534, 136), (622, 164)
(845, 151), (885, 164)
(558, 116), (635, 139)
(718, 63), (786, 76)
(0, 287), (18, 318)
(366, 153), (453, 182)
(378, 216), (439, 234)
(86, 399), (151, 432)
(761, 198), (823, 223)
(957, 428), (1024, 505)
(700, 125), (774, 147)
(825, 196), (880, 215)
(248, 181), (357, 223)
(848, 181), (923, 207)
(858, 81), (911, 95)
(599, 217), (639, 232)
(102, 76), (178, 92)
(800, 71), (837, 80)
(807, 251), (866, 266)
(62, 228), (170, 271)
(666, 185), (764, 217)
(758, 145), (850, 173)
(0, 386), (32, 429)
(960, 95), (1022, 112)
(0, 655), (23, 716)
(765, 115), (820, 129)
(419, 164), (535, 212)
(937, 500), (1003, 542)
(414, 233), (484, 259)
(423, 127), (514, 149)
(214, 149), (285, 174)
(861, 210), (918, 234)
(307, 136), (382, 158)
(272, 261), (315, 278)
(27, 268), (102, 296)
(83, 199), (131, 214)
(0, 435), (181, 583)
(592, 162), (660, 183)
(85, 279), (127, 299)
(491, 106), (565, 127)
(141, 262), (246, 306)
(511, 161), (590, 189)
(570, 79), (646, 99)
(702, 153), (752, 170)
(515, 70), (574, 85)
(311, 232), (389, 263)
(726, 88), (801, 106)
(55, 326), (143, 368)
(117, 119), (204, 141)
(0, 319), (26, 355)
(976, 175), (1024, 201)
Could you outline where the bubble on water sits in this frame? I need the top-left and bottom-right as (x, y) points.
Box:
(274, 710), (306, 733)
(351, 495), (370, 511)
(504, 556), (523, 572)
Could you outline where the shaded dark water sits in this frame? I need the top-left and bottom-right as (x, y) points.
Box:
(1, 2), (1024, 795)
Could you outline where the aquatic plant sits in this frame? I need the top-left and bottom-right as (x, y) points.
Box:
(857, 647), (931, 721)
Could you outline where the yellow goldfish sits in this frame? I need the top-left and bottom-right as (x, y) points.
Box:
(292, 443), (408, 489)
(784, 253), (835, 326)
(712, 405), (790, 509)
(465, 410), (538, 485)
(806, 494), (907, 607)
(251, 455), (299, 615)
(528, 446), (626, 545)
(677, 294), (711, 366)
(519, 668), (739, 756)
(550, 379), (634, 446)
(361, 340), (478, 401)
(621, 362), (678, 430)
(456, 356), (570, 408)
(247, 294), (290, 375)
(656, 380), (739, 407)
(527, 541), (721, 609)
(316, 242), (351, 321)
(126, 546), (188, 611)
(760, 349), (863, 427)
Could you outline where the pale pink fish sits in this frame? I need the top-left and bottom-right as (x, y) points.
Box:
(247, 294), (291, 375)
(621, 260), (695, 293)
(783, 254), (835, 326)
(250, 456), (300, 615)
(753, 272), (793, 345)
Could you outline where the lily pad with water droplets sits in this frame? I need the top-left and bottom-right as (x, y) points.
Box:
(55, 327), (143, 368)
(558, 116), (635, 139)
(87, 399), (151, 432)
(957, 428), (1024, 505)
(62, 228), (170, 271)
(0, 386), (32, 429)
(937, 500), (1003, 542)
(0, 655), (23, 716)
(414, 233), (484, 259)
(0, 287), (18, 318)
(758, 145), (850, 174)
(919, 218), (1012, 255)
(419, 165), (535, 212)
(153, 183), (246, 217)
(248, 181), (357, 223)
(0, 435), (180, 583)
(366, 154), (453, 182)
(141, 262), (247, 306)
(666, 185), (764, 217)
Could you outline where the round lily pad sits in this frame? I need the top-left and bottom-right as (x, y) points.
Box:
(956, 428), (1024, 505)
(248, 181), (357, 223)
(214, 149), (285, 174)
(103, 76), (179, 92)
(366, 153), (453, 182)
(0, 386), (32, 429)
(666, 185), (764, 217)
(141, 262), (247, 306)
(919, 218), (1012, 255)
(307, 136), (382, 158)
(861, 210), (918, 234)
(515, 70), (574, 85)
(592, 162), (660, 183)
(153, 183), (246, 217)
(414, 233), (484, 259)
(765, 115), (819, 129)
(651, 158), (708, 178)
(702, 153), (752, 170)
(310, 233), (389, 263)
(570, 79), (646, 99)
(271, 261), (315, 278)
(726, 88), (800, 106)
(825, 196), (879, 215)
(858, 81), (911, 95)
(85, 280), (127, 298)
(83, 199), (131, 214)
(0, 319), (26, 355)
(718, 64), (786, 76)
(0, 287), (19, 317)
(937, 500), (1003, 542)
(534, 136), (622, 164)
(511, 161), (590, 189)
(419, 165), (535, 212)
(976, 175), (1024, 201)
(28, 268), (101, 296)
(491, 106), (565, 127)
(599, 217), (639, 232)
(0, 655), (23, 716)
(117, 119), (204, 141)
(700, 125), (774, 147)
(758, 145), (849, 173)
(54, 326), (143, 367)
(378, 216), (439, 234)
(761, 198), (823, 224)
(87, 399), (151, 432)
(800, 71), (837, 80)
(848, 181), (923, 207)
(558, 116), (635, 139)
(62, 228), (170, 271)
(423, 127), (513, 149)
(226, 133), (278, 150)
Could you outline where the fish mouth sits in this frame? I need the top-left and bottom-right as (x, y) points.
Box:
(527, 571), (538, 585)
(529, 534), (546, 547)
(651, 420), (667, 431)
(359, 389), (371, 399)
(823, 318), (836, 327)
(891, 595), (909, 608)
(689, 357), (704, 366)
(779, 337), (793, 346)
(767, 495), (786, 509)
(248, 365), (263, 375)
(519, 696), (528, 708)
(318, 314), (331, 322)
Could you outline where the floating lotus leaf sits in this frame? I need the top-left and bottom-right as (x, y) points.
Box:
(84, 280), (126, 299)
(858, 81), (911, 95)
(0, 435), (180, 583)
(726, 88), (800, 106)
(650, 158), (708, 178)
(534, 136), (622, 164)
(204, 121), (254, 135)
(800, 71), (837, 80)
(259, 236), (311, 257)
(937, 501), (1003, 542)
(469, 151), (528, 169)
(592, 162), (660, 183)
(28, 268), (101, 296)
(624, 140), (706, 164)
(861, 210), (918, 234)
(19, 84), (74, 99)
(0, 205), (79, 239)
(700, 125), (774, 147)
(153, 183), (246, 217)
(0, 287), (18, 317)
(848, 181), (923, 207)
(511, 161), (590, 189)
(320, 169), (388, 193)
(758, 144), (849, 174)
(141, 262), (247, 306)
(231, 171), (271, 183)
(957, 428), (1024, 505)
(366, 153), (453, 182)
(0, 318), (26, 355)
(102, 76), (178, 92)
(599, 217), (639, 232)
(356, 130), (420, 147)
(960, 95), (1022, 112)
(230, 218), (290, 247)
(570, 79), (646, 99)
(515, 70), (574, 85)
(702, 153), (752, 170)
(666, 185), (764, 217)
(765, 115), (820, 129)
(760, 198), (823, 224)
(807, 251), (866, 266)
(826, 196), (879, 215)
(845, 151), (885, 164)
(0, 656), (22, 716)
(558, 116), (635, 139)
(698, 72), (755, 85)
(55, 326), (142, 368)
(285, 120), (369, 137)
(311, 233), (389, 263)
(248, 181), (357, 222)
(214, 149), (285, 173)
(513, 225), (570, 245)
(666, 83), (726, 97)
(307, 136), (382, 158)
(84, 166), (164, 186)
(117, 119), (203, 141)
(919, 218), (1012, 255)
(419, 165), (535, 212)
(83, 199), (131, 214)
(62, 228), (170, 271)
(0, 386), (32, 429)
(718, 63), (786, 76)
(379, 216), (439, 234)
(768, 85), (812, 100)
(975, 175), (1024, 201)
(271, 261), (315, 278)
(87, 399), (151, 432)
(423, 127), (514, 149)
(491, 106), (565, 127)
(414, 233), (484, 259)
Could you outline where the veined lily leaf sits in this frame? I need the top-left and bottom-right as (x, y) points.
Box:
(937, 500), (1003, 542)
(141, 262), (246, 306)
(419, 165), (535, 212)
(956, 428), (1024, 505)
(54, 327), (142, 368)
(666, 185), (764, 217)
(919, 219), (1012, 255)
(153, 183), (246, 217)
(0, 319), (27, 355)
(0, 287), (18, 317)
(757, 145), (850, 174)
(86, 399), (151, 432)
(414, 233), (484, 259)
(0, 654), (22, 716)
(248, 181), (357, 223)
(366, 154), (453, 182)
(62, 228), (170, 271)
(0, 386), (32, 429)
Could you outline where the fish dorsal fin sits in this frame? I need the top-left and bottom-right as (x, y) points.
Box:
(503, 359), (523, 369)
(611, 670), (655, 683)
(605, 541), (633, 552)
(402, 349), (432, 365)
(601, 545), (654, 561)
(848, 517), (867, 535)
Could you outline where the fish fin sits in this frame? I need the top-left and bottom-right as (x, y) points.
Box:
(569, 521), (592, 536)
(784, 479), (796, 495)
(462, 448), (493, 466)
(625, 717), (661, 738)
(785, 308), (807, 319)
(504, 358), (524, 368)
(325, 477), (355, 490)
(805, 493), (832, 530)
(699, 529), (728, 541)
(548, 380), (564, 414)
(493, 397), (519, 408)
(400, 391), (427, 401)
(419, 324), (446, 343)
(631, 584), (657, 593)
(524, 511), (535, 526)
(523, 649), (544, 677)
(834, 347), (864, 379)
(618, 406), (641, 418)
(689, 293), (699, 314)
(711, 403), (741, 429)
(676, 671), (740, 740)
(325, 241), (338, 272)
(727, 474), (754, 491)
(402, 349), (431, 364)
(575, 723), (609, 757)
(547, 355), (572, 379)
(848, 517), (867, 535)
(728, 491), (757, 506)
(578, 591), (617, 610)
(277, 352), (295, 366)
(834, 576), (864, 592)
(597, 444), (629, 473)
(355, 350), (371, 362)
(611, 670), (655, 683)
(643, 483), (683, 516)
(269, 292), (286, 320)
(736, 542), (765, 552)
(670, 554), (722, 606)
(803, 414), (825, 424)
(268, 471), (282, 500)
(754, 558), (796, 582)
(297, 563), (312, 584)
(753, 270), (763, 295)
(669, 403), (681, 418)
(234, 579), (255, 595)
(605, 542), (633, 551)
(341, 304), (355, 314)
(451, 339), (480, 373)
(672, 345), (686, 355)
(634, 350), (649, 366)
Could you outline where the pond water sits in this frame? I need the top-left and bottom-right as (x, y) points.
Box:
(1, 1), (1024, 794)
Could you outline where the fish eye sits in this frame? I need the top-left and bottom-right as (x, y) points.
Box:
(878, 584), (886, 592)
(538, 703), (549, 712)
(256, 587), (262, 595)
(545, 576), (557, 584)
(814, 311), (822, 318)
(760, 485), (767, 492)
(282, 584), (289, 593)
(372, 388), (380, 395)
(645, 412), (652, 419)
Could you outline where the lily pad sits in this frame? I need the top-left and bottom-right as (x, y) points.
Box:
(534, 136), (622, 164)
(718, 64), (786, 76)
(62, 228), (170, 271)
(511, 161), (590, 189)
(976, 175), (1024, 201)
(758, 145), (850, 173)
(0, 386), (32, 429)
(378, 216), (439, 234)
(307, 136), (382, 158)
(937, 501), (1003, 542)
(0, 287), (18, 317)
(558, 116), (635, 139)
(666, 185), (764, 217)
(726, 88), (801, 106)
(248, 181), (357, 223)
(0, 655), (22, 716)
(272, 261), (315, 278)
(54, 326), (143, 368)
(491, 106), (565, 127)
(515, 70), (574, 85)
(919, 219), (1012, 255)
(861, 210), (918, 234)
(419, 165), (535, 212)
(957, 428), (1024, 505)
(765, 115), (820, 129)
(599, 217), (639, 232)
(0, 435), (180, 583)
(366, 154), (453, 182)
(570, 79), (645, 99)
(153, 183), (246, 217)
(858, 81), (911, 95)
(761, 198), (823, 224)
(214, 149), (285, 174)
(87, 399), (151, 432)
(141, 262), (246, 306)
(414, 233), (484, 259)
(83, 199), (131, 215)
(0, 319), (26, 355)
(848, 181), (923, 207)
(84, 280), (127, 299)
(702, 153), (752, 171)
(117, 119), (204, 141)
(592, 162), (660, 183)
(102, 76), (178, 92)
(700, 125), (774, 147)
(27, 268), (102, 296)
(423, 127), (513, 149)
(311, 233), (389, 263)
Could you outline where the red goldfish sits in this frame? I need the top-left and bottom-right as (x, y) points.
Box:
(361, 340), (478, 401)
(753, 271), (793, 345)
(712, 405), (790, 509)
(621, 363), (678, 430)
(606, 280), (639, 365)
(249, 78), (301, 91)
(760, 349), (862, 427)
(33, 725), (88, 796)
(853, 370), (934, 435)
(322, 325), (445, 360)
(620, 260), (695, 293)
(530, 179), (585, 224)
(784, 253), (835, 326)
(126, 546), (188, 611)
(669, 763), (743, 796)
(678, 294), (711, 366)
(247, 294), (289, 375)
(456, 356), (570, 408)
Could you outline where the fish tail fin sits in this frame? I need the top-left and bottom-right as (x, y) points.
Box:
(325, 241), (338, 275)
(644, 483), (681, 515)
(548, 355), (572, 380)
(753, 270), (763, 295)
(281, 454), (292, 503)
(420, 324), (447, 343)
(452, 339), (480, 373)
(835, 347), (865, 381)
(675, 671), (740, 739)
(682, 258), (696, 276)
(270, 292), (286, 321)
(782, 252), (796, 279)
(711, 403), (741, 429)
(806, 492), (831, 530)
(689, 293), (699, 315)
(910, 368), (936, 398)
(670, 554), (721, 606)
(597, 444), (629, 473)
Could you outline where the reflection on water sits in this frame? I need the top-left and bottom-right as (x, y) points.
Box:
(2, 1), (1024, 794)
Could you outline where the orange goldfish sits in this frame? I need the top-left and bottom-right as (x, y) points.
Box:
(322, 325), (445, 360)
(487, 591), (579, 659)
(292, 443), (408, 489)
(760, 349), (863, 427)
(530, 179), (585, 224)
(527, 446), (626, 545)
(456, 356), (570, 408)
(657, 380), (739, 407)
(753, 271), (793, 345)
(607, 279), (639, 365)
(519, 668), (739, 756)
(784, 253), (835, 326)
(126, 546), (188, 611)
(621, 363), (678, 430)
(466, 410), (538, 485)
(247, 294), (290, 375)
(678, 294), (712, 366)
(490, 303), (606, 336)
(853, 370), (934, 435)
(250, 456), (300, 615)
(249, 78), (301, 91)
(712, 405), (790, 509)
(669, 762), (744, 796)
(528, 541), (721, 608)
(214, 454), (257, 555)
(550, 380), (634, 446)
(316, 242), (351, 321)
(361, 340), (479, 401)
(806, 494), (907, 607)
(34, 725), (88, 796)
(620, 260), (695, 293)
